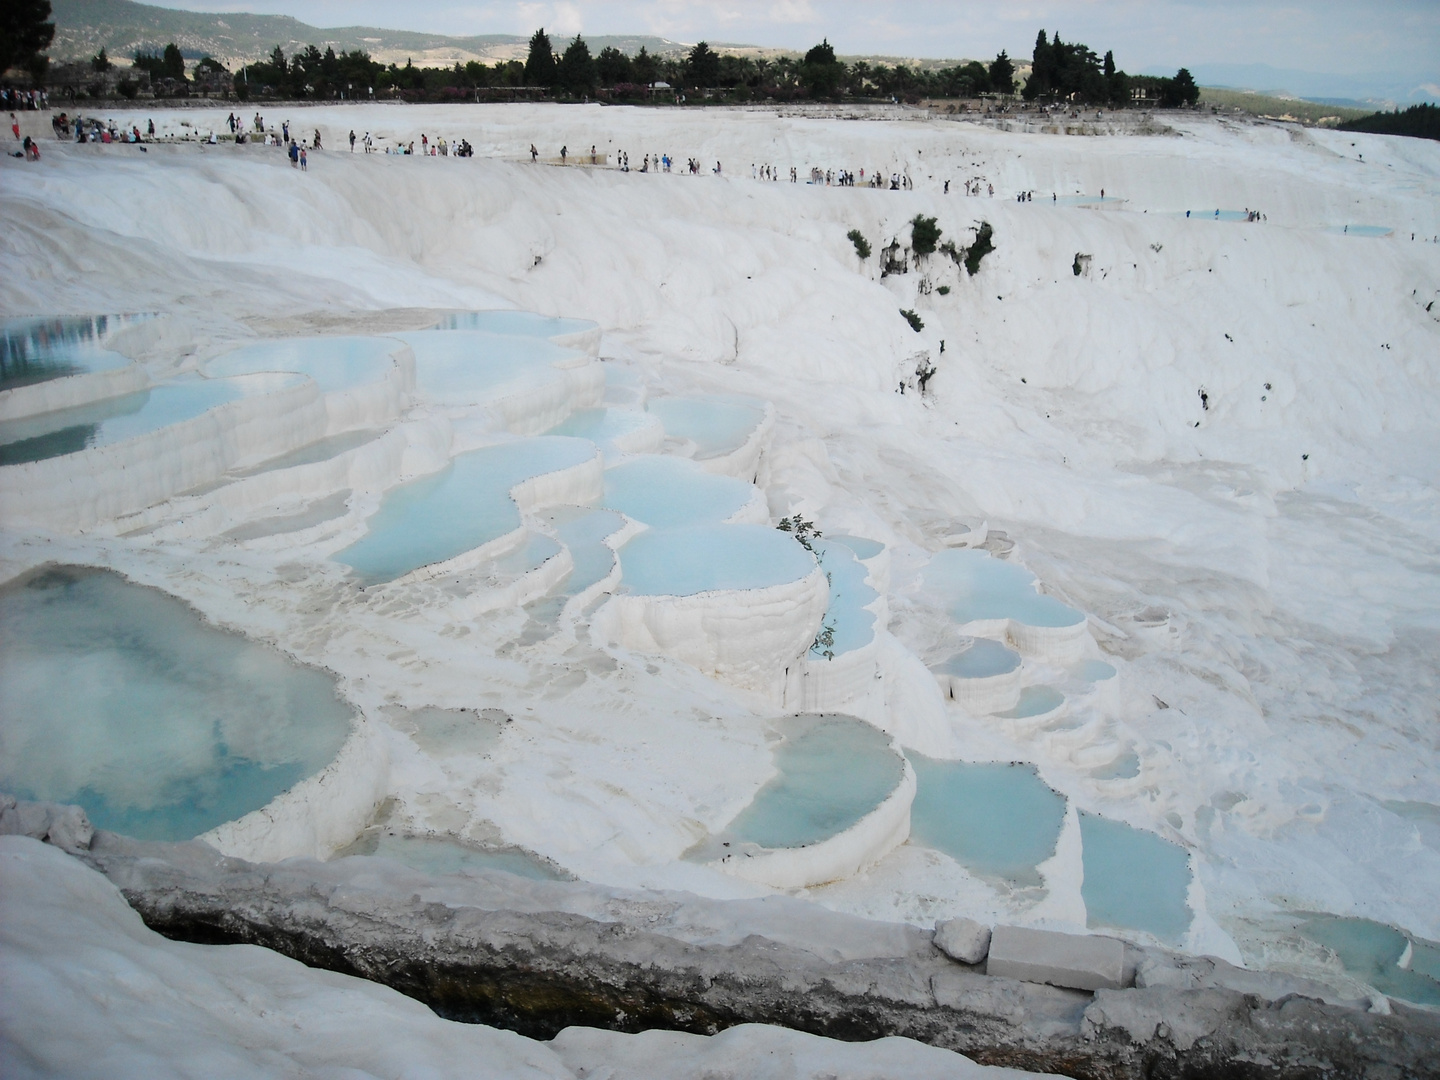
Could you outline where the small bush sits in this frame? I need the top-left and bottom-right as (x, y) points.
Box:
(847, 228), (871, 260)
(777, 514), (822, 552)
(900, 308), (924, 332)
(937, 284), (950, 295)
(964, 221), (994, 276)
(911, 215), (941, 258)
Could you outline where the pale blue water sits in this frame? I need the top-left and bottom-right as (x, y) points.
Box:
(828, 534), (885, 561)
(1091, 749), (1141, 780)
(722, 717), (904, 849)
(937, 638), (1022, 679)
(924, 549), (1085, 628)
(340, 832), (565, 880)
(231, 429), (383, 477)
(335, 437), (595, 585)
(492, 531), (561, 575)
(1298, 916), (1440, 1007)
(0, 566), (352, 841)
(549, 508), (626, 596)
(547, 407), (654, 452)
(1, 314), (145, 390)
(996, 685), (1065, 719)
(809, 539), (877, 657)
(1077, 660), (1117, 682)
(1325, 225), (1393, 238)
(432, 310), (597, 339)
(908, 757), (1067, 886)
(647, 396), (766, 459)
(395, 330), (579, 406)
(205, 336), (401, 392)
(1183, 209), (1253, 222)
(1079, 812), (1192, 942)
(0, 378), (248, 466)
(603, 456), (756, 528)
(619, 524), (817, 596)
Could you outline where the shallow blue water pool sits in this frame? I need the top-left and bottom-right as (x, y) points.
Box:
(908, 757), (1067, 886)
(546, 407), (654, 453)
(809, 539), (877, 658)
(647, 395), (766, 459)
(549, 507), (626, 597)
(996, 685), (1065, 719)
(619, 524), (816, 596)
(205, 336), (401, 392)
(603, 456), (756, 528)
(828, 534), (885, 561)
(1325, 225), (1393, 238)
(1, 314), (145, 391)
(937, 638), (1022, 679)
(396, 330), (578, 406)
(0, 566), (353, 841)
(924, 549), (1084, 628)
(1079, 811), (1192, 941)
(0, 377), (249, 467)
(335, 436), (595, 585)
(1298, 915), (1440, 1006)
(721, 717), (904, 849)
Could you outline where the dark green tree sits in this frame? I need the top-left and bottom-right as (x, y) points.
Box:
(162, 42), (186, 81)
(911, 214), (941, 257)
(0, 0), (53, 77)
(1172, 67), (1198, 106)
(988, 50), (1014, 94)
(687, 40), (720, 88)
(801, 38), (844, 97)
(595, 45), (631, 85)
(558, 34), (595, 94)
(1103, 50), (1115, 78)
(524, 28), (556, 87)
(91, 46), (111, 72)
(632, 44), (658, 85)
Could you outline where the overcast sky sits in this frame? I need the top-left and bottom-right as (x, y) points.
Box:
(143, 0), (1439, 82)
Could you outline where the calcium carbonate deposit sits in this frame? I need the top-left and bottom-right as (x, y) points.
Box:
(2, 97), (1439, 1074)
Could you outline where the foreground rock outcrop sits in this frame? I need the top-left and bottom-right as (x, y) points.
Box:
(29, 818), (1429, 1080)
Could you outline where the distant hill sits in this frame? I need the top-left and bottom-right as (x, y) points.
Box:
(48, 0), (697, 68)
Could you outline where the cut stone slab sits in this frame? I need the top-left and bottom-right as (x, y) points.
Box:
(988, 925), (1128, 991)
(934, 917), (992, 965)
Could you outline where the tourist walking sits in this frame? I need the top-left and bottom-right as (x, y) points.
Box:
(349, 129), (356, 151)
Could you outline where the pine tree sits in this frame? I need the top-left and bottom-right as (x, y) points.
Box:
(524, 28), (556, 87)
(0, 0), (53, 76)
(687, 41), (720, 88)
(558, 34), (595, 94)
(989, 50), (1014, 94)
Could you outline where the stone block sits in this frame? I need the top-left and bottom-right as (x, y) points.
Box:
(987, 925), (1128, 991)
(934, 917), (991, 964)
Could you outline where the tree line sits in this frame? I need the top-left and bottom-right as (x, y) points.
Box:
(1338, 103), (1439, 143)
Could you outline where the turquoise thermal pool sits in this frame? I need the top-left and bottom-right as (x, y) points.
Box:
(1077, 659), (1117, 683)
(719, 717), (904, 849)
(618, 524), (817, 596)
(908, 757), (1067, 886)
(827, 534), (885, 561)
(603, 456), (756, 528)
(1, 315), (141, 391)
(548, 507), (627, 597)
(547, 407), (654, 452)
(337, 832), (565, 881)
(937, 638), (1022, 679)
(0, 378), (249, 467)
(335, 436), (595, 586)
(0, 566), (353, 841)
(1326, 225), (1393, 238)
(205, 336), (401, 391)
(647, 395), (766, 459)
(996, 685), (1066, 720)
(1297, 916), (1440, 1007)
(432, 310), (597, 338)
(809, 539), (877, 658)
(396, 330), (578, 406)
(1079, 811), (1192, 941)
(924, 549), (1085, 628)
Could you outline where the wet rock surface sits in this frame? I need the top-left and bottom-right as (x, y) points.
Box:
(57, 822), (1439, 1080)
